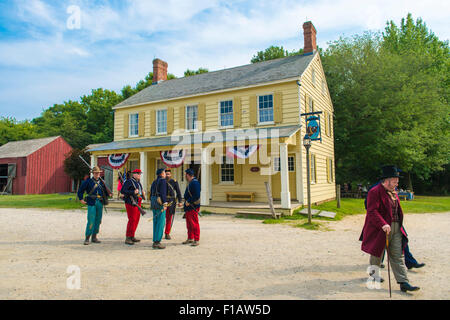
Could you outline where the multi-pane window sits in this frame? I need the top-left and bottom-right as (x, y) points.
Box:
(258, 94), (274, 123)
(186, 105), (198, 131)
(273, 156), (295, 172)
(310, 153), (317, 183)
(156, 109), (167, 134)
(221, 157), (234, 182)
(129, 113), (139, 137)
(327, 112), (332, 137)
(220, 100), (233, 127)
(327, 158), (334, 183)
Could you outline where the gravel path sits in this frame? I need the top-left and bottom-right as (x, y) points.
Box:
(0, 208), (449, 300)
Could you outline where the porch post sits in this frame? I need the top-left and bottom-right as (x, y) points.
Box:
(280, 142), (291, 209)
(140, 151), (148, 194)
(90, 155), (98, 178)
(200, 147), (210, 206)
(296, 150), (303, 203)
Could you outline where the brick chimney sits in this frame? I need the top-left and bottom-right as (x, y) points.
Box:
(152, 58), (168, 83)
(303, 21), (317, 54)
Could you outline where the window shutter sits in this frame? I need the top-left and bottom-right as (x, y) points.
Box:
(233, 97), (241, 127)
(326, 157), (330, 183)
(234, 160), (242, 184)
(249, 95), (257, 126)
(212, 164), (219, 184)
(150, 109), (156, 136)
(274, 91), (283, 123)
(138, 111), (145, 137)
(148, 157), (155, 185)
(198, 103), (206, 130)
(179, 106), (185, 129)
(123, 114), (129, 138)
(167, 107), (174, 134)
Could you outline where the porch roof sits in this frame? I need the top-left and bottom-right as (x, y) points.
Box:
(88, 125), (301, 153)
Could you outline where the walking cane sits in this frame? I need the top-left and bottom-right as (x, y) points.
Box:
(386, 233), (392, 298)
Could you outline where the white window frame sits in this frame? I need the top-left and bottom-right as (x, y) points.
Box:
(156, 108), (167, 135)
(218, 99), (234, 129)
(310, 153), (317, 184)
(257, 93), (274, 125)
(129, 113), (139, 138)
(220, 157), (234, 184)
(185, 105), (198, 132)
(328, 158), (334, 183)
(273, 156), (295, 172)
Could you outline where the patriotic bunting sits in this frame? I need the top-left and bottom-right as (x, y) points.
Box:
(160, 150), (186, 168)
(226, 145), (260, 159)
(108, 153), (130, 169)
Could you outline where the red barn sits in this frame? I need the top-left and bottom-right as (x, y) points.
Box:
(0, 136), (73, 195)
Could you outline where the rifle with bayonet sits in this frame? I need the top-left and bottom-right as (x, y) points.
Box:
(78, 155), (112, 212)
(118, 171), (147, 216)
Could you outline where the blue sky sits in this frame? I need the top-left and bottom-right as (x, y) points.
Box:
(0, 0), (449, 121)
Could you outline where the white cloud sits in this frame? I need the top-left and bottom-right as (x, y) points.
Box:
(2, 0), (449, 120)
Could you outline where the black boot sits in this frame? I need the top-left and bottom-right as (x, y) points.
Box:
(407, 263), (425, 270)
(84, 236), (90, 245)
(131, 237), (140, 243)
(91, 234), (101, 243)
(125, 237), (134, 245)
(400, 282), (420, 292)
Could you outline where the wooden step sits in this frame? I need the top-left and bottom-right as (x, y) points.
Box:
(236, 210), (282, 218)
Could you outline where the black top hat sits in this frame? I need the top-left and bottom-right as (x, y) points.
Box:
(380, 165), (402, 179)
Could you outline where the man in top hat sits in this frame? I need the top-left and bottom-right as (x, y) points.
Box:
(121, 169), (146, 245)
(78, 166), (112, 245)
(182, 168), (201, 246)
(150, 168), (169, 249)
(164, 168), (183, 240)
(361, 165), (420, 292)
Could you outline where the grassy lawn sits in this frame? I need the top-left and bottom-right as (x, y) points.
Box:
(262, 196), (450, 230)
(0, 193), (84, 210)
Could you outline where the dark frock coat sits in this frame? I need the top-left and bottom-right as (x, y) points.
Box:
(360, 183), (407, 257)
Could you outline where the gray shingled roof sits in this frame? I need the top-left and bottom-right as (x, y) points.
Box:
(114, 52), (316, 108)
(0, 136), (60, 158)
(88, 125), (301, 152)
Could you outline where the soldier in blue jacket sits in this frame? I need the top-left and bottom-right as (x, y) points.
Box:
(150, 168), (169, 249)
(182, 168), (201, 246)
(77, 166), (111, 245)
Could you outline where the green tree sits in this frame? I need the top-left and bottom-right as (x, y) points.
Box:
(251, 45), (304, 63)
(322, 14), (449, 190)
(64, 148), (91, 192)
(0, 117), (40, 146)
(184, 68), (209, 77)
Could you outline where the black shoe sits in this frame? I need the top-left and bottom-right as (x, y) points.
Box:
(380, 264), (385, 269)
(84, 236), (90, 245)
(407, 263), (425, 270)
(131, 237), (140, 243)
(125, 237), (134, 245)
(91, 234), (101, 243)
(165, 234), (171, 240)
(400, 282), (420, 292)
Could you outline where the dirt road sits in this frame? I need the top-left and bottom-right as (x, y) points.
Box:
(0, 208), (448, 299)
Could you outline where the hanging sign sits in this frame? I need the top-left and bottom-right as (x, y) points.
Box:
(226, 145), (260, 159)
(160, 150), (186, 168)
(305, 115), (321, 141)
(108, 153), (130, 169)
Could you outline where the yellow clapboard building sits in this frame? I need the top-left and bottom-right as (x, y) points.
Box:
(89, 21), (336, 215)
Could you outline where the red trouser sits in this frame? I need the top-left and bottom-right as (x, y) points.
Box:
(165, 203), (176, 235)
(125, 198), (141, 237)
(185, 208), (200, 241)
